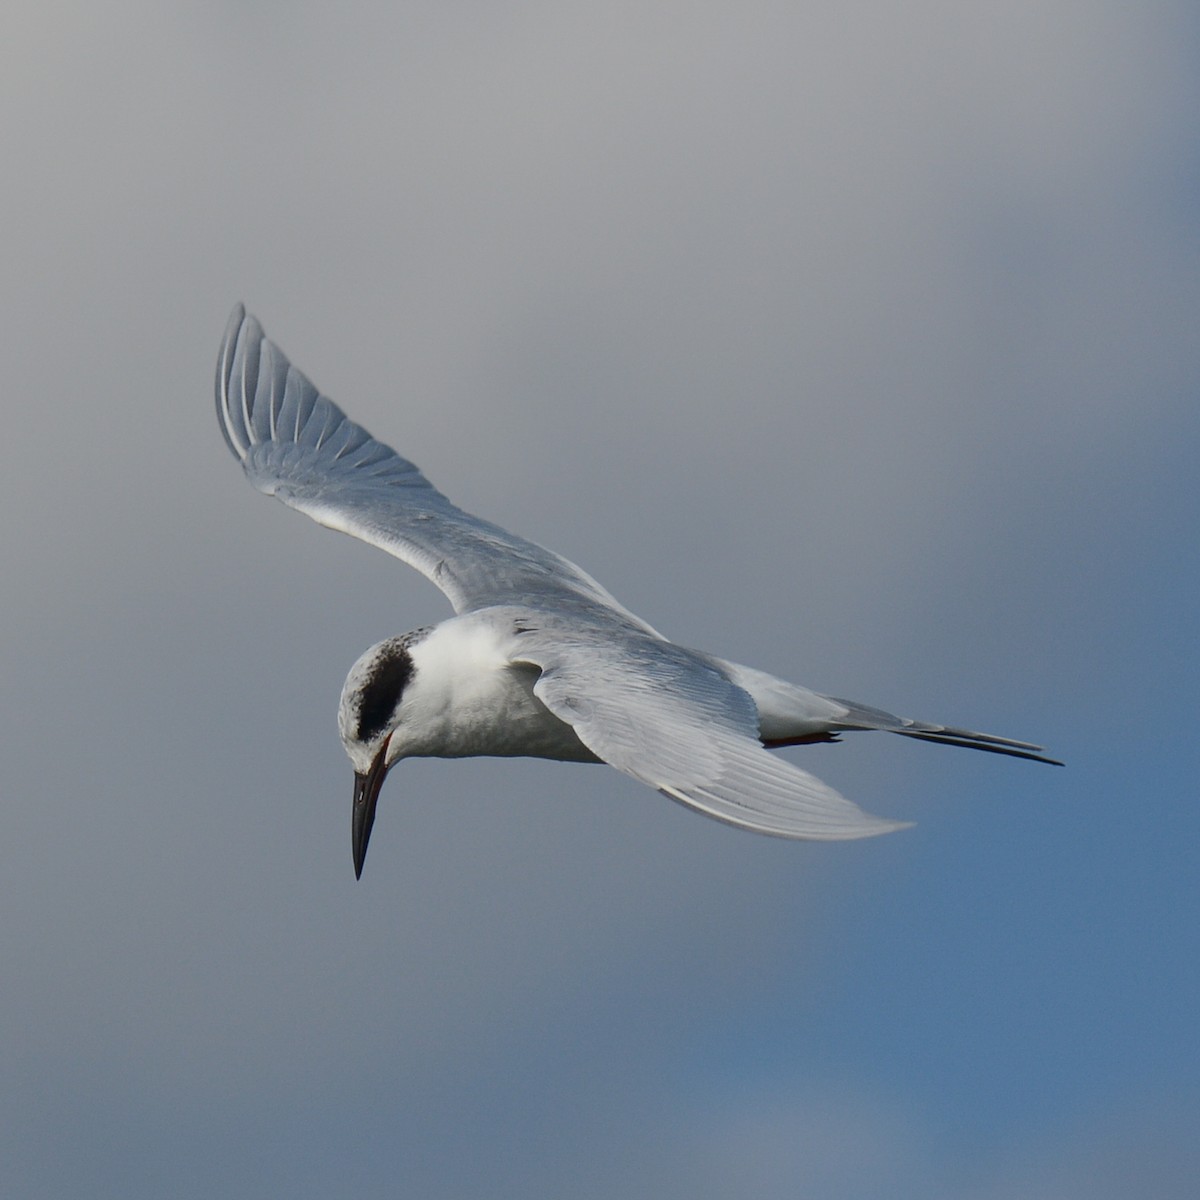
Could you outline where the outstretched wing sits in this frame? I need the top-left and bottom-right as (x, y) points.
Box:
(215, 304), (656, 629)
(512, 623), (910, 840)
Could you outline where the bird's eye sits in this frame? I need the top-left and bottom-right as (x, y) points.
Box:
(356, 647), (414, 742)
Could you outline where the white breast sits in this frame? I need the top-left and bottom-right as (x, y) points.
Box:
(393, 615), (600, 763)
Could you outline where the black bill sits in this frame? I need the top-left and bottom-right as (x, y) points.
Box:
(352, 740), (390, 880)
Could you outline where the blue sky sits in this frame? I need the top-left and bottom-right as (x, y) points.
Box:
(2, 2), (1198, 1196)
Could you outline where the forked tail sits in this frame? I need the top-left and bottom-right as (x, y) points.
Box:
(827, 698), (1063, 765)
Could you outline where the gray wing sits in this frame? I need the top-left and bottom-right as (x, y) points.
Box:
(513, 625), (910, 840)
(216, 304), (656, 627)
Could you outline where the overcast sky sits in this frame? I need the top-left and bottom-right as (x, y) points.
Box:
(2, 2), (1198, 1197)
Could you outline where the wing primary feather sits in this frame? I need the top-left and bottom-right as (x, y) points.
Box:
(216, 303), (249, 457)
(287, 367), (317, 442)
(263, 342), (281, 441)
(237, 318), (261, 448)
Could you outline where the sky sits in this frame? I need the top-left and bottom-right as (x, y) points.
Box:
(2, 1), (1198, 1196)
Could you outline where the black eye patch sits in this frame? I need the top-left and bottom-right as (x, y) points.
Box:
(356, 646), (414, 742)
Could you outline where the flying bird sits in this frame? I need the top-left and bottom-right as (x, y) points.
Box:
(215, 305), (1059, 878)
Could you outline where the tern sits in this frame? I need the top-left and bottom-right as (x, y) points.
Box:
(215, 305), (1059, 878)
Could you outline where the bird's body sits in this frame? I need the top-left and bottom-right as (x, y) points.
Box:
(215, 305), (1058, 877)
(341, 613), (601, 765)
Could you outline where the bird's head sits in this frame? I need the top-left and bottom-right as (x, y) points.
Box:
(338, 630), (429, 879)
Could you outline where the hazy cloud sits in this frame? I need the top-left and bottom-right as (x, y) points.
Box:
(1, 2), (1196, 1196)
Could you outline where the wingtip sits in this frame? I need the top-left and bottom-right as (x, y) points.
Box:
(656, 780), (912, 842)
(215, 303), (271, 461)
(216, 303), (248, 457)
(219, 303), (249, 377)
(826, 814), (915, 840)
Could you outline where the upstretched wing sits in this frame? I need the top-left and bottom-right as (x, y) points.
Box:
(512, 623), (910, 840)
(215, 304), (657, 629)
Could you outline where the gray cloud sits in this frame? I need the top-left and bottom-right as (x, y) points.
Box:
(1, 1), (1196, 1196)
